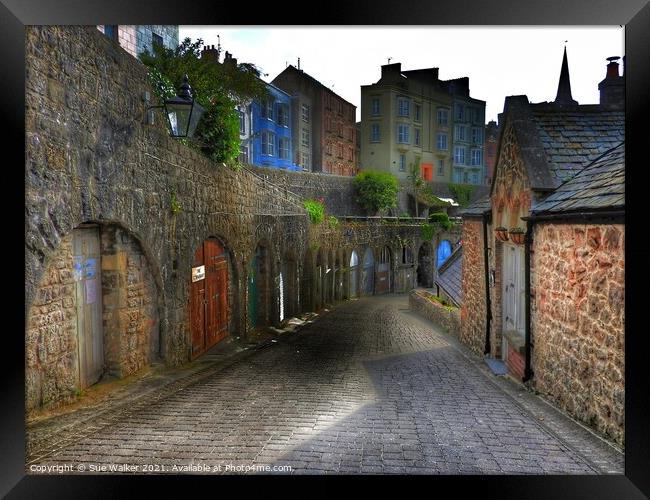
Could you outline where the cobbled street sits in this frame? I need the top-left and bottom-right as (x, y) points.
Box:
(26, 296), (623, 475)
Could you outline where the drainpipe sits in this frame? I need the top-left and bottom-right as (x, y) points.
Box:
(482, 211), (492, 354)
(523, 218), (534, 383)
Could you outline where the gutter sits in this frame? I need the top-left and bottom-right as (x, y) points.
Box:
(524, 209), (624, 224)
(482, 211), (492, 355)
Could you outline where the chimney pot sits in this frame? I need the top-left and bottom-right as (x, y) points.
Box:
(606, 56), (620, 78)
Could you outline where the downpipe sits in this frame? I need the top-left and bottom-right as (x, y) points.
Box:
(523, 219), (534, 383)
(482, 212), (492, 355)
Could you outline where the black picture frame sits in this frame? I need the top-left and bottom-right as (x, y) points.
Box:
(3, 0), (649, 497)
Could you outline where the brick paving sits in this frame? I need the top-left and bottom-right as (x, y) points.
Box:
(26, 296), (623, 475)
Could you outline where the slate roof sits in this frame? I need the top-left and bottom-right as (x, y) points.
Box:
(435, 246), (463, 306)
(459, 195), (491, 218)
(531, 108), (625, 183)
(531, 142), (624, 215)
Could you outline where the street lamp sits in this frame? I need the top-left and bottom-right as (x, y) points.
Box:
(145, 74), (205, 138)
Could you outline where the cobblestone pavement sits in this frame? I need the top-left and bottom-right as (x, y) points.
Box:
(27, 296), (623, 475)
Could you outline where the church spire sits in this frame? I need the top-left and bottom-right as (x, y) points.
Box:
(554, 46), (578, 106)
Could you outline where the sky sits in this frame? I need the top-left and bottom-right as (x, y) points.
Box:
(179, 26), (624, 124)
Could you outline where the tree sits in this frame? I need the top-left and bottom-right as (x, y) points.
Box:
(353, 171), (399, 215)
(139, 38), (268, 165)
(406, 159), (424, 218)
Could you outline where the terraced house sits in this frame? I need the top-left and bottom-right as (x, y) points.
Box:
(359, 62), (486, 185)
(459, 50), (625, 445)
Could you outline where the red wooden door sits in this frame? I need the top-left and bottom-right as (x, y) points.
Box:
(191, 239), (229, 359)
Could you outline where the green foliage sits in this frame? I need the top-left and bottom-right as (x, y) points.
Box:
(139, 38), (268, 165)
(327, 215), (340, 229)
(420, 223), (435, 241)
(399, 212), (413, 223)
(429, 211), (453, 231)
(170, 192), (182, 215)
(353, 171), (399, 214)
(448, 183), (474, 207)
(304, 199), (325, 224)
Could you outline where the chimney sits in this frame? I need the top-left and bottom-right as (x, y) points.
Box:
(201, 44), (220, 64)
(379, 62), (402, 83)
(598, 56), (624, 107)
(223, 51), (238, 69)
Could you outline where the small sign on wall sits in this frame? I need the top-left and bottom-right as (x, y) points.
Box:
(192, 265), (205, 282)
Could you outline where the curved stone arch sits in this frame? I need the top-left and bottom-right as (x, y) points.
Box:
(348, 247), (362, 299)
(248, 235), (278, 331)
(361, 246), (375, 296)
(280, 248), (300, 321)
(25, 219), (165, 412)
(417, 241), (434, 288)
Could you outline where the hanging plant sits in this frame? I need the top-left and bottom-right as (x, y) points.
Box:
(494, 226), (509, 242)
(509, 227), (526, 245)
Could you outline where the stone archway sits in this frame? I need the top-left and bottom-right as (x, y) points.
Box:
(349, 249), (360, 298)
(26, 222), (161, 412)
(361, 247), (375, 296)
(248, 243), (273, 329)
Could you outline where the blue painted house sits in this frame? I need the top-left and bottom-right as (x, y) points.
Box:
(250, 82), (299, 170)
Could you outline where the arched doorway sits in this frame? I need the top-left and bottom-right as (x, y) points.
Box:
(190, 238), (229, 359)
(417, 242), (434, 287)
(315, 250), (324, 310)
(334, 253), (343, 301)
(437, 240), (453, 269)
(281, 253), (298, 320)
(376, 246), (392, 294)
(349, 250), (359, 298)
(248, 244), (271, 329)
(361, 247), (375, 296)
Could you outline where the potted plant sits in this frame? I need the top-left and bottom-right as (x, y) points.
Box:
(494, 226), (509, 242)
(509, 227), (526, 245)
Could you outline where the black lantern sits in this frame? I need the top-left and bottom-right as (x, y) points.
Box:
(162, 74), (205, 138)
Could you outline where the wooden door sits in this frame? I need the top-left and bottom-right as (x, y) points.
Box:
(361, 248), (375, 296)
(191, 239), (229, 359)
(376, 247), (391, 295)
(73, 227), (103, 388)
(502, 244), (525, 360)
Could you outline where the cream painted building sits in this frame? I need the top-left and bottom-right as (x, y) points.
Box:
(360, 63), (485, 185)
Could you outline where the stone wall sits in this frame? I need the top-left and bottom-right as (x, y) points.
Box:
(531, 223), (625, 446)
(25, 26), (437, 412)
(459, 219), (487, 356)
(25, 234), (78, 411)
(409, 290), (461, 338)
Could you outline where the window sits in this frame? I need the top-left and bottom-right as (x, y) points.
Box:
(239, 110), (246, 134)
(415, 128), (421, 146)
(455, 103), (464, 121)
(398, 98), (410, 117)
(301, 128), (310, 147)
(437, 159), (445, 176)
(262, 132), (275, 156)
(103, 25), (118, 42)
(402, 246), (414, 264)
(437, 133), (448, 151)
(414, 104), (421, 122)
(471, 149), (483, 166)
(454, 146), (466, 165)
(266, 100), (274, 121)
(301, 104), (310, 122)
(338, 124), (343, 137)
(371, 98), (380, 116)
(437, 108), (449, 126)
(301, 152), (311, 170)
(152, 32), (163, 48)
(472, 127), (483, 144)
(371, 124), (380, 142)
(399, 154), (406, 172)
(326, 117), (332, 132)
(278, 104), (289, 127)
(397, 124), (410, 143)
(472, 172), (479, 184)
(279, 138), (289, 160)
(454, 124), (466, 141)
(326, 142), (332, 156)
(337, 145), (343, 158)
(348, 148), (354, 162)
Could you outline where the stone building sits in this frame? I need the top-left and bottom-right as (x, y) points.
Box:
(459, 49), (625, 445)
(96, 25), (179, 58)
(25, 26), (440, 414)
(359, 62), (485, 185)
(484, 120), (499, 185)
(271, 65), (358, 176)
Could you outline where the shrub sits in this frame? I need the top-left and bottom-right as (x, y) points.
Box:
(353, 171), (399, 214)
(304, 199), (325, 224)
(327, 215), (340, 229)
(448, 183), (474, 207)
(420, 223), (434, 241)
(429, 211), (453, 231)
